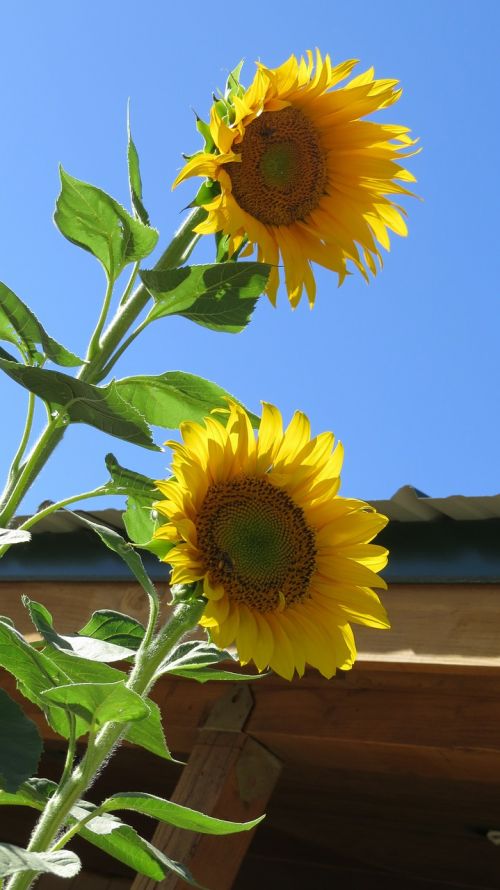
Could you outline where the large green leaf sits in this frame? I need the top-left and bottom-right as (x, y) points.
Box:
(0, 282), (82, 366)
(42, 646), (172, 759)
(127, 108), (150, 225)
(66, 511), (159, 605)
(40, 681), (150, 730)
(114, 370), (260, 428)
(78, 609), (145, 651)
(75, 811), (204, 885)
(141, 262), (270, 333)
(0, 356), (158, 449)
(101, 791), (263, 835)
(54, 168), (158, 281)
(0, 688), (43, 792)
(23, 597), (137, 662)
(0, 620), (72, 736)
(0, 844), (80, 879)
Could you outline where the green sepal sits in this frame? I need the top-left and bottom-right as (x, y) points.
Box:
(190, 178), (220, 207)
(195, 116), (215, 153)
(224, 60), (245, 100)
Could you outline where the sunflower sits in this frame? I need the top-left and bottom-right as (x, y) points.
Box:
(173, 50), (418, 308)
(153, 402), (389, 680)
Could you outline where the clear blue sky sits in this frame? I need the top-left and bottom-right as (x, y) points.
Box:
(1, 0), (499, 515)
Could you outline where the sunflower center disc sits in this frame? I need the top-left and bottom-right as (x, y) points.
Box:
(226, 107), (327, 226)
(196, 476), (317, 612)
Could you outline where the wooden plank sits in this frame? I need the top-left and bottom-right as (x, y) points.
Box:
(2, 581), (500, 666)
(5, 663), (500, 784)
(131, 686), (281, 890)
(0, 581), (172, 636)
(355, 583), (500, 666)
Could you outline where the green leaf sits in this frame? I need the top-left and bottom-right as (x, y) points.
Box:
(23, 597), (137, 662)
(140, 262), (270, 333)
(0, 357), (159, 449)
(127, 107), (150, 225)
(66, 511), (159, 606)
(114, 370), (260, 429)
(0, 844), (80, 879)
(0, 620), (72, 736)
(39, 646), (171, 756)
(0, 777), (55, 810)
(76, 814), (204, 885)
(101, 791), (263, 835)
(103, 453), (160, 547)
(78, 610), (145, 651)
(157, 640), (266, 683)
(54, 167), (158, 282)
(0, 282), (82, 366)
(0, 528), (30, 546)
(0, 688), (43, 792)
(125, 698), (173, 761)
(40, 681), (150, 730)
(104, 452), (156, 498)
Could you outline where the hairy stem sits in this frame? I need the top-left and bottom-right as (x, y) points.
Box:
(5, 599), (205, 890)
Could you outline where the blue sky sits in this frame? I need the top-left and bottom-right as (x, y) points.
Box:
(1, 0), (499, 515)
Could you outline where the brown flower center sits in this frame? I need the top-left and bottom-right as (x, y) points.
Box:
(196, 475), (316, 612)
(226, 106), (327, 226)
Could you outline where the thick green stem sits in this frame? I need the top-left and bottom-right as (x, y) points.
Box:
(0, 420), (65, 530)
(0, 207), (204, 531)
(5, 599), (205, 890)
(78, 207), (204, 386)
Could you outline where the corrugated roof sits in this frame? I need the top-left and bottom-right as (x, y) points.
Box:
(16, 486), (500, 534)
(4, 488), (500, 584)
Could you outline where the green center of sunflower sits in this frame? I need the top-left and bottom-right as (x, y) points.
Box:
(226, 106), (327, 227)
(196, 476), (317, 612)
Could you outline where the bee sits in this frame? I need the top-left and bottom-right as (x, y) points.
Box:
(217, 550), (234, 575)
(260, 124), (276, 139)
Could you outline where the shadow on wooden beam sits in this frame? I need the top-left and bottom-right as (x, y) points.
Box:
(131, 685), (282, 890)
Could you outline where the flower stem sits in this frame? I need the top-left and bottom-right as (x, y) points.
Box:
(0, 392), (36, 517)
(0, 485), (109, 559)
(5, 598), (206, 890)
(85, 277), (115, 363)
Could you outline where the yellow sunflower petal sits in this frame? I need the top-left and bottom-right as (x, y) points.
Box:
(173, 50), (417, 307)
